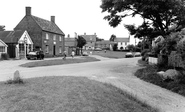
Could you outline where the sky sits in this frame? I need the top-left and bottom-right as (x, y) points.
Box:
(0, 0), (143, 45)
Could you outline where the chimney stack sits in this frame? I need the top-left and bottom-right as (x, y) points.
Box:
(51, 16), (55, 23)
(84, 32), (86, 35)
(26, 7), (31, 16)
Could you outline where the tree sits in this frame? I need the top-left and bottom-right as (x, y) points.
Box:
(101, 0), (185, 37)
(77, 36), (86, 55)
(96, 37), (104, 41)
(0, 25), (5, 31)
(109, 34), (116, 41)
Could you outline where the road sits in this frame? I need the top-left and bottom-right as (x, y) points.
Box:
(0, 56), (185, 112)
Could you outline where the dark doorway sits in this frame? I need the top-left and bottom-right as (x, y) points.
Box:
(53, 45), (56, 56)
(7, 44), (16, 58)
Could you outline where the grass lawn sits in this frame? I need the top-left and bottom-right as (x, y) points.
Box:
(135, 59), (185, 97)
(92, 50), (127, 59)
(20, 56), (100, 68)
(0, 76), (158, 112)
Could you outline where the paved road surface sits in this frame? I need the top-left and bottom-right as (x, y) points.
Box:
(0, 56), (185, 112)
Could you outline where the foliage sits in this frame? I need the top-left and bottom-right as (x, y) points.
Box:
(135, 62), (185, 97)
(101, 0), (185, 39)
(5, 78), (24, 84)
(110, 34), (116, 41)
(77, 36), (86, 48)
(0, 25), (5, 31)
(96, 37), (104, 41)
(1, 53), (9, 60)
(113, 43), (118, 51)
(127, 44), (135, 52)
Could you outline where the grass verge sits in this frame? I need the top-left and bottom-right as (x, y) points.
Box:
(92, 50), (127, 59)
(20, 56), (100, 68)
(135, 59), (185, 97)
(0, 76), (158, 112)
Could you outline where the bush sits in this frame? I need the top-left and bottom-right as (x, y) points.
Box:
(1, 53), (9, 60)
(5, 78), (24, 84)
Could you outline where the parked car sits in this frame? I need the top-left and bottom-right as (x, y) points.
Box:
(125, 52), (134, 58)
(82, 51), (89, 56)
(94, 48), (102, 51)
(134, 52), (141, 57)
(26, 51), (44, 60)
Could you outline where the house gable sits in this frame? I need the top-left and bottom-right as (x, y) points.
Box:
(0, 39), (8, 47)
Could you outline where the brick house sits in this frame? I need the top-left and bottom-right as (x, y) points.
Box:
(14, 7), (65, 57)
(0, 30), (33, 59)
(80, 33), (97, 50)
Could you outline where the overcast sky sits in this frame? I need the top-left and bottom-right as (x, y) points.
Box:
(0, 0), (143, 44)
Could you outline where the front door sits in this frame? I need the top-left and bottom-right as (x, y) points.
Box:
(53, 45), (56, 56)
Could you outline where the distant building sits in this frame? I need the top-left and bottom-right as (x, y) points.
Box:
(95, 40), (115, 50)
(80, 33), (97, 50)
(65, 35), (77, 55)
(114, 37), (130, 50)
(14, 7), (65, 57)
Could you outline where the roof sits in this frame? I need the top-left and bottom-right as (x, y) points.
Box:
(65, 38), (77, 47)
(32, 16), (64, 35)
(0, 30), (25, 43)
(0, 39), (8, 47)
(95, 40), (115, 44)
(114, 38), (129, 42)
(80, 35), (96, 42)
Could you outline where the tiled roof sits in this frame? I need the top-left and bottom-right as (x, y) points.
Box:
(80, 35), (96, 42)
(0, 30), (25, 43)
(32, 16), (64, 35)
(114, 38), (129, 42)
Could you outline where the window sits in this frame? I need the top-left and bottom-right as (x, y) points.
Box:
(125, 42), (127, 45)
(46, 45), (49, 53)
(59, 36), (62, 41)
(53, 35), (56, 40)
(59, 46), (62, 53)
(19, 44), (24, 52)
(0, 46), (5, 52)
(120, 42), (122, 45)
(46, 33), (49, 40)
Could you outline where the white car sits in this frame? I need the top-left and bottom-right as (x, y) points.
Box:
(134, 52), (141, 57)
(125, 52), (134, 58)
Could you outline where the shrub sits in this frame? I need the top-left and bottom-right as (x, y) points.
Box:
(5, 78), (24, 84)
(141, 49), (150, 56)
(1, 53), (9, 60)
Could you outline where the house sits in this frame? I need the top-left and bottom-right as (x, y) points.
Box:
(14, 7), (65, 57)
(65, 35), (77, 55)
(114, 37), (130, 50)
(0, 39), (8, 58)
(95, 40), (115, 50)
(0, 30), (33, 59)
(80, 33), (97, 50)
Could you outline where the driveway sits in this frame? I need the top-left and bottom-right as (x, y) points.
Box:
(0, 56), (185, 112)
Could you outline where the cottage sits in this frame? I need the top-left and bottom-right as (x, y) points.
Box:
(0, 39), (8, 58)
(14, 7), (65, 57)
(0, 30), (33, 59)
(114, 37), (130, 50)
(95, 40), (114, 50)
(80, 33), (97, 50)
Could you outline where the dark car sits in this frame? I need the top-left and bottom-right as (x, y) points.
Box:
(26, 51), (44, 60)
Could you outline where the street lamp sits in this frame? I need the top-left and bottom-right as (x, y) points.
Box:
(24, 35), (27, 59)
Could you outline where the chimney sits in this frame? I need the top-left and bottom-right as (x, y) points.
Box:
(84, 32), (86, 35)
(51, 16), (55, 23)
(26, 7), (31, 16)
(67, 34), (70, 38)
